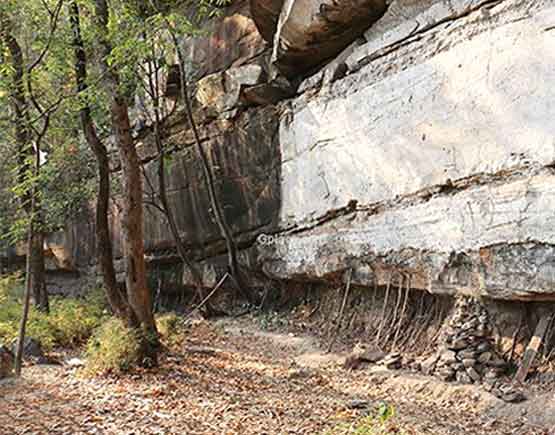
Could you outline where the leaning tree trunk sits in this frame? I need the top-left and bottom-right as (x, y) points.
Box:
(144, 51), (220, 316)
(165, 23), (256, 304)
(69, 0), (135, 323)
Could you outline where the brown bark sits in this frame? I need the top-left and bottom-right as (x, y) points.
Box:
(69, 0), (134, 323)
(14, 216), (34, 377)
(31, 231), (49, 313)
(94, 0), (158, 361)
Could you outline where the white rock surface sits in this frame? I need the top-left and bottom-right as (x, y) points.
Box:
(279, 0), (555, 225)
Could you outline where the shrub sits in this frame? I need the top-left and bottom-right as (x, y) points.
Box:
(156, 312), (182, 343)
(0, 275), (107, 350)
(84, 318), (140, 375)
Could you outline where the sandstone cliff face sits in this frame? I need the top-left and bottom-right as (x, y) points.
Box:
(50, 0), (555, 301)
(265, 0), (555, 301)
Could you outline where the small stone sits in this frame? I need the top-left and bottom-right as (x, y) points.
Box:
(461, 320), (478, 331)
(448, 339), (468, 351)
(346, 399), (370, 410)
(488, 358), (507, 369)
(492, 384), (526, 403)
(502, 390), (526, 403)
(438, 369), (455, 382)
(456, 371), (472, 384)
(463, 358), (476, 368)
(66, 358), (85, 368)
(466, 367), (482, 383)
(484, 371), (498, 382)
(287, 367), (313, 379)
(478, 352), (492, 364)
(383, 355), (402, 370)
(440, 350), (457, 364)
(421, 355), (440, 375)
(457, 349), (477, 360)
(476, 342), (491, 352)
(409, 361), (422, 372)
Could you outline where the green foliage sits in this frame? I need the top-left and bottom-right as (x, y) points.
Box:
(156, 311), (183, 345)
(84, 318), (140, 375)
(0, 275), (107, 350)
(323, 404), (404, 435)
(258, 311), (289, 330)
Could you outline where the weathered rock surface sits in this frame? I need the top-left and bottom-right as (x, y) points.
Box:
(249, 0), (283, 42)
(141, 105), (281, 257)
(280, 0), (555, 226)
(259, 170), (555, 300)
(257, 0), (555, 301)
(181, 2), (267, 80)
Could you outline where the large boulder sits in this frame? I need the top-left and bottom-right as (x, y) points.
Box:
(250, 0), (387, 78)
(249, 0), (284, 42)
(0, 345), (14, 378)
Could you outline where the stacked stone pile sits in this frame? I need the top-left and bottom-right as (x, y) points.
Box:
(433, 297), (505, 383)
(424, 297), (525, 402)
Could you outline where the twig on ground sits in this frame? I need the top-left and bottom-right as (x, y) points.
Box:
(186, 273), (229, 318)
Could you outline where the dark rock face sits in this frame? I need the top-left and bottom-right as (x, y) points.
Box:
(141, 105), (282, 259)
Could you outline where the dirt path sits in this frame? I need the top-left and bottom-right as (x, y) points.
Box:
(0, 316), (553, 435)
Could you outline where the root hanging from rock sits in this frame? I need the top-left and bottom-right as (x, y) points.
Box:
(374, 273), (393, 347)
(392, 275), (411, 350)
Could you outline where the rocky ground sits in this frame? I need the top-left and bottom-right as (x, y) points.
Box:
(1, 315), (554, 435)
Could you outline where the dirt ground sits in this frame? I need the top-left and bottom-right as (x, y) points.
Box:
(1, 315), (554, 435)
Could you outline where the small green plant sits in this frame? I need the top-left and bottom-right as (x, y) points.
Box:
(84, 318), (140, 375)
(258, 311), (289, 330)
(323, 403), (403, 435)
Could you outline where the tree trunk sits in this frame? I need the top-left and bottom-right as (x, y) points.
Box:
(31, 231), (49, 313)
(14, 221), (34, 377)
(0, 11), (47, 312)
(144, 51), (218, 315)
(166, 26), (256, 304)
(94, 0), (158, 363)
(69, 0), (135, 324)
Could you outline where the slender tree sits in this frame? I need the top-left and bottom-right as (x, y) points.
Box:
(69, 0), (136, 324)
(94, 0), (159, 362)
